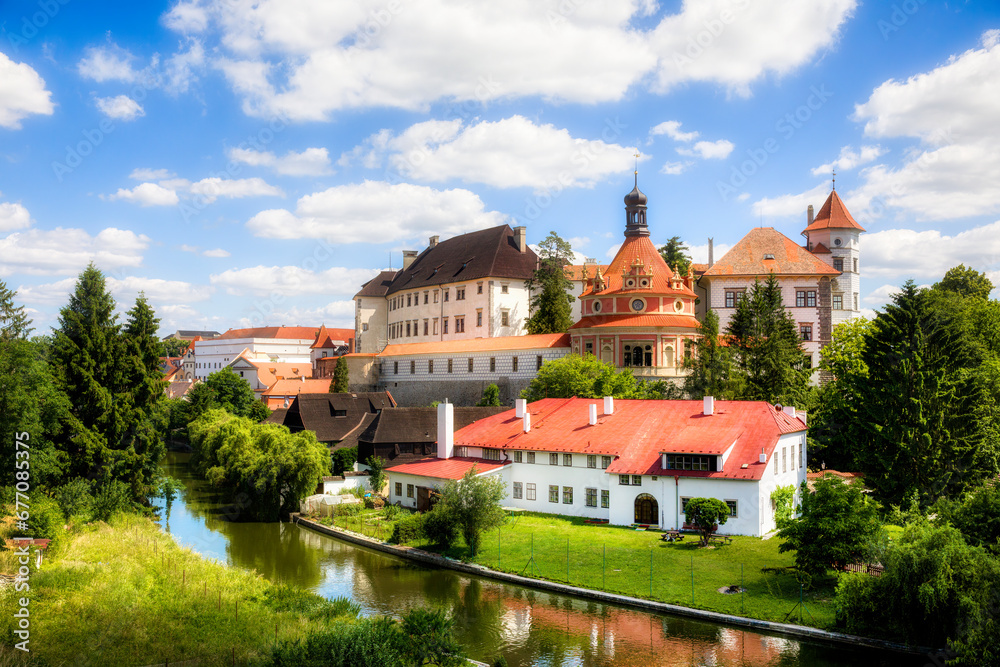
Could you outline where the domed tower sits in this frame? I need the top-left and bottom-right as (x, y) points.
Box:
(568, 178), (700, 379)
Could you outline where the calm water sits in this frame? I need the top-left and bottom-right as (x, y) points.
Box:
(156, 452), (922, 667)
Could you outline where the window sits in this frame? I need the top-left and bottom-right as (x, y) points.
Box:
(854, 293), (859, 310)
(833, 294), (843, 310)
(563, 454), (572, 467)
(527, 452), (535, 464)
(549, 453), (559, 466)
(854, 258), (858, 273)
(619, 475), (630, 485)
(407, 294), (411, 307)
(833, 258), (844, 272)
(406, 484), (414, 498)
(501, 283), (509, 294)
(726, 500), (738, 518)
(455, 317), (465, 333)
(395, 482), (402, 496)
(428, 360), (434, 374)
(601, 456), (612, 469)
(424, 292), (429, 304)
(680, 497), (690, 514)
(410, 360), (415, 374)
(406, 322), (411, 337)
(601, 490), (610, 508)
(468, 358), (474, 373)
(483, 448), (501, 461)
(433, 319), (438, 335)
(587, 455), (597, 469)
(423, 320), (428, 336)
(725, 290), (744, 308)
(443, 289), (449, 302)
(562, 487), (573, 504)
(433, 290), (439, 304)
(526, 483), (536, 501)
(362, 323), (369, 332)
(490, 357), (496, 372)
(476, 310), (483, 327)
(665, 454), (712, 471)
(443, 319), (449, 334)
(631, 475), (642, 486)
(585, 341), (593, 356)
(333, 409), (347, 418)
(586, 488), (597, 507)
(536, 355), (543, 370)
(512, 356), (518, 372)
(796, 290), (817, 308)
(800, 325), (812, 341)
(477, 282), (483, 294)
(549, 485), (559, 503)
(500, 310), (509, 327)
(456, 287), (466, 300)
(394, 361), (399, 374)
(447, 358), (453, 374)
(799, 442), (803, 469)
(782, 447), (787, 473)
(774, 451), (778, 474)
(513, 451), (522, 463)
(513, 482), (523, 499)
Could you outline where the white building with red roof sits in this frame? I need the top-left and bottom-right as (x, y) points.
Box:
(388, 398), (807, 536)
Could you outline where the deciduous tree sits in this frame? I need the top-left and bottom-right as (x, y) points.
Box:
(683, 497), (730, 546)
(521, 354), (664, 401)
(476, 383), (501, 406)
(436, 467), (507, 556)
(683, 309), (739, 399)
(933, 264), (994, 300)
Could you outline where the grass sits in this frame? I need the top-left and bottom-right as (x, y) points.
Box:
(0, 514), (362, 666)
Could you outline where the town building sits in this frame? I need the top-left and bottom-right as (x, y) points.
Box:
(261, 378), (334, 409)
(387, 398), (807, 536)
(310, 324), (355, 378)
(162, 329), (221, 341)
(353, 225), (539, 354)
(193, 326), (322, 381)
(272, 391), (397, 448)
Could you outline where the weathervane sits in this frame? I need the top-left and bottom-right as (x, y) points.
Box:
(832, 168), (836, 191)
(634, 150), (640, 184)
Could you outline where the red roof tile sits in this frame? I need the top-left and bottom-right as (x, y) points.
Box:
(378, 333), (569, 357)
(563, 264), (609, 281)
(388, 457), (507, 480)
(216, 326), (321, 340)
(262, 378), (333, 396)
(311, 325), (354, 349)
(584, 235), (696, 297)
(569, 313), (700, 330)
(802, 190), (866, 233)
(702, 228), (840, 277)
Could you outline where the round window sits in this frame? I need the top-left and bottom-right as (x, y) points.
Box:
(631, 298), (644, 312)
(593, 300), (601, 312)
(640, 278), (648, 287)
(674, 299), (683, 312)
(834, 238), (842, 246)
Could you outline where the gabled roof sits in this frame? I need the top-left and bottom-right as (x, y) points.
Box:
(279, 391), (397, 443)
(453, 398), (806, 481)
(377, 333), (570, 357)
(702, 228), (840, 277)
(354, 270), (398, 299)
(262, 378), (334, 396)
(388, 457), (507, 480)
(244, 360), (311, 388)
(215, 326), (321, 341)
(382, 225), (537, 295)
(359, 406), (508, 445)
(311, 325), (354, 349)
(582, 234), (695, 297)
(802, 190), (866, 234)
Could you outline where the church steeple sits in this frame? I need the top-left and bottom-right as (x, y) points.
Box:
(623, 168), (649, 238)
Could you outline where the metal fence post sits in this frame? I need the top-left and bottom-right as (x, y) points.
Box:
(603, 543), (606, 589)
(741, 563), (745, 615)
(566, 537), (570, 584)
(690, 554), (694, 605)
(649, 548), (653, 597)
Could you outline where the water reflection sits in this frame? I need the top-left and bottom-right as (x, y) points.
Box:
(157, 452), (920, 667)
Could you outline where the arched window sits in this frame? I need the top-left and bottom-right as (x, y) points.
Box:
(634, 493), (658, 525)
(632, 346), (643, 366)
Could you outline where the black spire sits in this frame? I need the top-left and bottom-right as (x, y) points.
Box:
(623, 170), (649, 237)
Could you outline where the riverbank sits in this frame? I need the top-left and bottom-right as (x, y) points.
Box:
(293, 513), (931, 657)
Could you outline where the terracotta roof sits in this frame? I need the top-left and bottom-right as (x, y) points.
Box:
(702, 228), (841, 277)
(569, 313), (700, 330)
(354, 270), (398, 298)
(691, 263), (709, 276)
(311, 325), (354, 349)
(810, 242), (831, 254)
(243, 360), (311, 388)
(377, 333), (570, 357)
(584, 235), (695, 297)
(563, 264), (609, 281)
(216, 326), (321, 340)
(262, 378), (334, 396)
(453, 398), (806, 481)
(381, 225), (537, 295)
(388, 457), (507, 480)
(803, 190), (866, 234)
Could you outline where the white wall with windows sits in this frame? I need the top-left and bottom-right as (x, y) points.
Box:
(192, 337), (314, 381)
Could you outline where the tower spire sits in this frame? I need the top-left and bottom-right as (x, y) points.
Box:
(832, 168), (836, 191)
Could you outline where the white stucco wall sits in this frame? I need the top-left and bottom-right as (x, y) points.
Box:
(193, 337), (314, 380)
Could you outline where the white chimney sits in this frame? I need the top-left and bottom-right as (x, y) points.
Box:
(783, 405), (796, 418)
(514, 226), (527, 253)
(603, 396), (614, 415)
(523, 411), (531, 433)
(708, 238), (714, 268)
(515, 398), (526, 419)
(429, 235), (439, 248)
(703, 395), (715, 416)
(437, 402), (454, 460)
(759, 447), (767, 464)
(402, 250), (418, 269)
(589, 404), (597, 426)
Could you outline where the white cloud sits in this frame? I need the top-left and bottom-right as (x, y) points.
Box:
(210, 265), (378, 297)
(650, 120), (698, 142)
(95, 95), (145, 121)
(164, 40), (205, 93)
(189, 177), (284, 203)
(811, 145), (886, 176)
(107, 183), (180, 207)
(862, 221), (1000, 280)
(751, 182), (830, 220)
(228, 147), (332, 176)
(15, 278), (77, 306)
(247, 180), (507, 244)
(0, 227), (149, 276)
(202, 248), (231, 258)
(660, 161), (686, 175)
(0, 202), (31, 232)
(237, 300), (356, 328)
(0, 53), (55, 129)
(77, 43), (139, 83)
(356, 116), (639, 190)
(130, 168), (174, 181)
(108, 276), (213, 304)
(163, 2), (210, 34)
(688, 241), (732, 265)
(677, 139), (734, 160)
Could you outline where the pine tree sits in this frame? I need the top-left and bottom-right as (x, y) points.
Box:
(657, 236), (692, 276)
(332, 355), (349, 392)
(0, 280), (33, 342)
(525, 231), (575, 335)
(683, 309), (739, 399)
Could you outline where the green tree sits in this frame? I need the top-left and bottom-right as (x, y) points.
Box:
(436, 467), (507, 556)
(204, 368), (258, 417)
(332, 447), (357, 476)
(778, 476), (881, 576)
(683, 309), (739, 399)
(726, 273), (810, 403)
(158, 337), (189, 358)
(933, 264), (994, 300)
(332, 355), (349, 393)
(521, 354), (662, 402)
(683, 497), (730, 546)
(0, 279), (32, 341)
(934, 475), (1000, 554)
(366, 455), (387, 495)
(159, 475), (183, 520)
(525, 231), (575, 335)
(657, 236), (692, 276)
(476, 383), (501, 406)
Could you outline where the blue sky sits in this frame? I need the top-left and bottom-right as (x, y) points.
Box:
(2, 0), (999, 336)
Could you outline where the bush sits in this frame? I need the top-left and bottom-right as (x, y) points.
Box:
(381, 504), (401, 521)
(333, 502), (362, 517)
(423, 508), (458, 548)
(390, 513), (426, 544)
(364, 495), (385, 510)
(9, 494), (64, 548)
(53, 478), (94, 520)
(91, 480), (133, 522)
(266, 616), (406, 667)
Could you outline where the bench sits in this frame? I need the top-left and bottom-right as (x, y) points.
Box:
(706, 534), (732, 545)
(660, 530), (684, 542)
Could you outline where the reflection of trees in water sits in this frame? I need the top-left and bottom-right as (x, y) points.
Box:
(222, 521), (323, 589)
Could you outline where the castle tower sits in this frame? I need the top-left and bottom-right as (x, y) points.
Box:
(802, 189), (865, 328)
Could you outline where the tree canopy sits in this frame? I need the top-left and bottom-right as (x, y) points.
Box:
(683, 309), (740, 399)
(521, 354), (670, 401)
(332, 355), (349, 392)
(476, 383), (501, 406)
(933, 264), (994, 300)
(435, 467), (507, 555)
(683, 497), (730, 546)
(525, 231), (576, 335)
(657, 236), (692, 277)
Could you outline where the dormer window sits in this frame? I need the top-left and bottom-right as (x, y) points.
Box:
(763, 253), (775, 260)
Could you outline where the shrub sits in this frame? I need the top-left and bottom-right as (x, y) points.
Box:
(381, 504), (401, 521)
(333, 502), (362, 517)
(91, 480), (133, 522)
(10, 494), (64, 548)
(364, 495), (385, 510)
(423, 508), (458, 548)
(390, 513), (426, 544)
(266, 616), (406, 667)
(53, 478), (94, 520)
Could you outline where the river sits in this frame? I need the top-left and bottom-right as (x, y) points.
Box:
(156, 452), (922, 667)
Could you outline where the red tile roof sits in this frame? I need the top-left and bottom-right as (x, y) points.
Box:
(216, 326), (321, 340)
(702, 228), (840, 277)
(564, 264), (609, 281)
(802, 190), (866, 234)
(311, 325), (354, 349)
(583, 235), (696, 297)
(388, 457), (508, 480)
(569, 313), (700, 330)
(377, 333), (570, 357)
(454, 398), (806, 480)
(262, 378), (333, 396)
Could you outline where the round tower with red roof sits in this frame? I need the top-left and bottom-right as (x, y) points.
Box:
(801, 189), (865, 327)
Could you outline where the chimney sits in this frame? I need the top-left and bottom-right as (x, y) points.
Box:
(708, 238), (714, 268)
(437, 401), (454, 459)
(603, 396), (614, 416)
(703, 395), (715, 416)
(807, 205), (814, 226)
(783, 405), (796, 418)
(429, 235), (439, 248)
(759, 447), (767, 464)
(589, 403), (597, 426)
(402, 250), (418, 269)
(515, 398), (526, 419)
(523, 411), (531, 433)
(301, 375), (305, 383)
(514, 226), (527, 253)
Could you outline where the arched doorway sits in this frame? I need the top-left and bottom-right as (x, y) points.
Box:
(634, 493), (658, 525)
